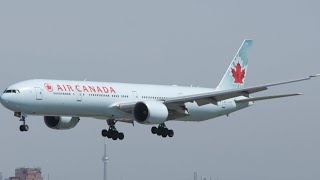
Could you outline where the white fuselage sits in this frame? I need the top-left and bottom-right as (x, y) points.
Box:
(0, 79), (250, 123)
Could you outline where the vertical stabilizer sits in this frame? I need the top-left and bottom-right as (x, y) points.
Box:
(217, 39), (253, 90)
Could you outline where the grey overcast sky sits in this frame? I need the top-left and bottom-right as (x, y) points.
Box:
(0, 1), (320, 180)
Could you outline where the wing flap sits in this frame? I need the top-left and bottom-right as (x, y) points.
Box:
(235, 93), (303, 103)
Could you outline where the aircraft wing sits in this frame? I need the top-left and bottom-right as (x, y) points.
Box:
(164, 74), (318, 106)
(114, 74), (319, 112)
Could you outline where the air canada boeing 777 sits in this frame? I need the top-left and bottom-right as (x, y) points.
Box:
(1, 40), (318, 140)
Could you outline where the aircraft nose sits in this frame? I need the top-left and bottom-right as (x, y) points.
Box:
(0, 93), (10, 105)
(0, 93), (5, 104)
(0, 95), (5, 106)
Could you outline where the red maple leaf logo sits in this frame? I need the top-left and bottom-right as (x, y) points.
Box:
(44, 83), (53, 92)
(231, 63), (245, 84)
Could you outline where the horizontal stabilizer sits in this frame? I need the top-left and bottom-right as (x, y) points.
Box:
(235, 93), (303, 103)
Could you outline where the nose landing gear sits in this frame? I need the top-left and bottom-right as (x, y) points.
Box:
(101, 119), (124, 140)
(19, 116), (29, 132)
(151, 123), (174, 138)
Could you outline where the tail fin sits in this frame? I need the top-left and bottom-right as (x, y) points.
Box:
(217, 39), (253, 90)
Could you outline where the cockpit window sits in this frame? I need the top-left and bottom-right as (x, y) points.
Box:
(4, 89), (20, 94)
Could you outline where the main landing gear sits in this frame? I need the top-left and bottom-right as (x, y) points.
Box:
(19, 116), (29, 132)
(101, 120), (124, 140)
(151, 123), (174, 138)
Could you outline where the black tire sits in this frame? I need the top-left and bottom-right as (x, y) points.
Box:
(112, 131), (119, 140)
(168, 129), (174, 137)
(113, 131), (119, 136)
(151, 127), (157, 134)
(106, 130), (112, 138)
(101, 129), (108, 137)
(162, 128), (168, 137)
(156, 129), (162, 136)
(159, 127), (166, 135)
(118, 132), (124, 140)
(19, 125), (25, 132)
(112, 135), (118, 140)
(24, 125), (29, 131)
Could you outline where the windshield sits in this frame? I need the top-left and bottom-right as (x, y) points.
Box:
(4, 89), (20, 94)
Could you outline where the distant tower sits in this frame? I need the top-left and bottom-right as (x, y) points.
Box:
(102, 139), (109, 180)
(0, 172), (2, 180)
(194, 172), (197, 180)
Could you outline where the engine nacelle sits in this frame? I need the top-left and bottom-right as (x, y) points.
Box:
(44, 116), (80, 130)
(133, 101), (169, 124)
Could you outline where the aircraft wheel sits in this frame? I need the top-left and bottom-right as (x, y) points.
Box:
(162, 128), (168, 137)
(112, 131), (119, 140)
(156, 129), (162, 136)
(19, 125), (29, 132)
(19, 125), (24, 132)
(24, 125), (29, 131)
(168, 129), (174, 137)
(112, 135), (118, 140)
(106, 130), (112, 138)
(151, 126), (157, 134)
(162, 132), (167, 138)
(101, 129), (108, 137)
(118, 132), (124, 140)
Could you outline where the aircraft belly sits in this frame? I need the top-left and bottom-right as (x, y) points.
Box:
(19, 97), (114, 118)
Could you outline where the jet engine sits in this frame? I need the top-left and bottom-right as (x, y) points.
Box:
(133, 101), (169, 124)
(44, 116), (80, 130)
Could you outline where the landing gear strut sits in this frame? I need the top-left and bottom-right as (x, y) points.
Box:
(151, 123), (174, 138)
(101, 120), (124, 140)
(19, 116), (29, 132)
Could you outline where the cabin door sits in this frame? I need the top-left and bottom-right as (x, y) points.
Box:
(76, 85), (82, 101)
(132, 91), (139, 100)
(34, 87), (43, 100)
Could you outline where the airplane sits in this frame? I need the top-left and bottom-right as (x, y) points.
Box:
(0, 39), (318, 140)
